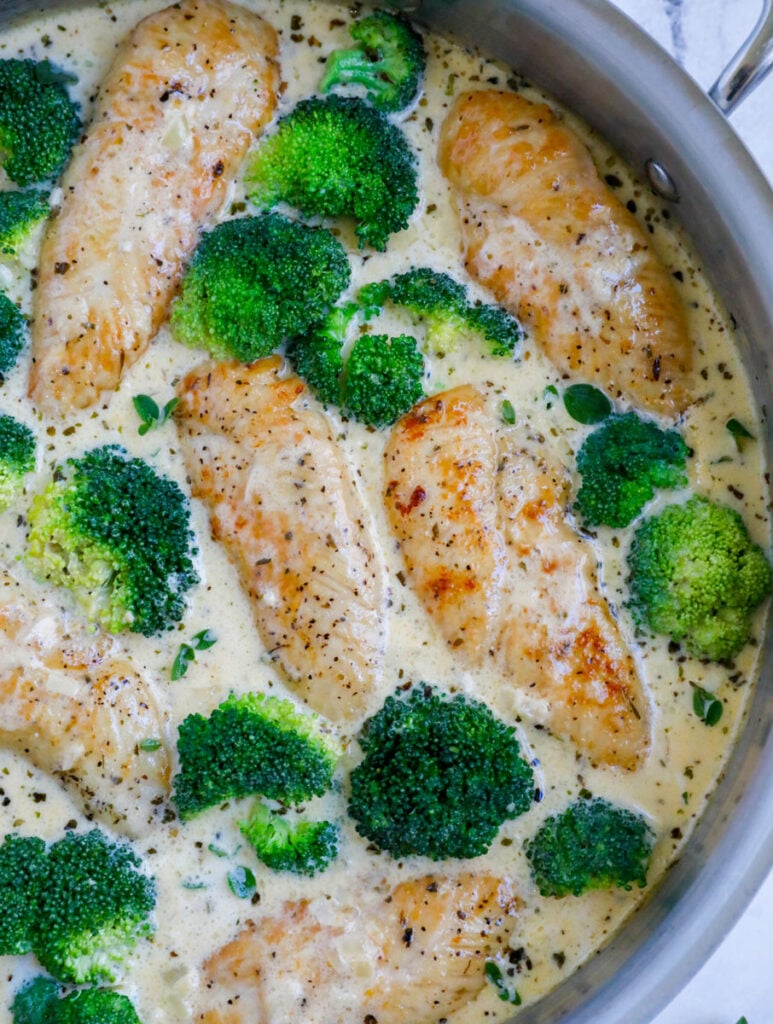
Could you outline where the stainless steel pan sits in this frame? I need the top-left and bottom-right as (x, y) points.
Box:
(1, 1), (771, 1022)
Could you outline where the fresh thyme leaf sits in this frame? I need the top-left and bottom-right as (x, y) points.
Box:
(228, 865), (257, 899)
(192, 628), (218, 651)
(133, 394), (179, 435)
(563, 383), (612, 425)
(692, 685), (723, 727)
(543, 384), (558, 409)
(139, 738), (162, 752)
(484, 961), (522, 1005)
(726, 418), (754, 450)
(171, 642), (195, 681)
(501, 399), (516, 425)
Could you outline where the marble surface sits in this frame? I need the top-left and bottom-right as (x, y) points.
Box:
(605, 6), (773, 1024)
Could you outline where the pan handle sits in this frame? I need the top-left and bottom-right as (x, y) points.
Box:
(709, 0), (773, 114)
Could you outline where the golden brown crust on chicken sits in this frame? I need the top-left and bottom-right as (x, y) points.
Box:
(29, 0), (279, 413)
(438, 90), (692, 417)
(198, 873), (520, 1024)
(0, 571), (170, 835)
(385, 387), (648, 769)
(175, 357), (386, 723)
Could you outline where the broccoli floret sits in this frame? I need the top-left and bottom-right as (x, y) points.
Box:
(55, 989), (143, 1024)
(285, 302), (357, 407)
(0, 59), (80, 187)
(359, 268), (522, 357)
(170, 214), (350, 363)
(31, 830), (155, 985)
(12, 980), (143, 1024)
(0, 834), (46, 955)
(11, 977), (62, 1024)
(0, 189), (49, 257)
(240, 801), (339, 877)
(0, 292), (26, 377)
(628, 496), (772, 661)
(0, 414), (35, 510)
(320, 11), (426, 113)
(348, 685), (534, 860)
(246, 95), (419, 251)
(524, 796), (655, 898)
(574, 411), (690, 528)
(25, 445), (198, 636)
(173, 692), (342, 820)
(342, 333), (424, 428)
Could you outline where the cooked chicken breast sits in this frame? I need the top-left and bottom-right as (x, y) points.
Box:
(175, 357), (387, 723)
(384, 386), (648, 769)
(29, 0), (279, 413)
(0, 571), (171, 836)
(438, 90), (692, 417)
(198, 873), (520, 1024)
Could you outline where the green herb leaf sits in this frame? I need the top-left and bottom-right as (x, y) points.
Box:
(543, 384), (558, 409)
(192, 628), (218, 651)
(171, 643), (195, 681)
(484, 961), (522, 1005)
(133, 394), (179, 435)
(563, 384), (612, 425)
(501, 399), (516, 425)
(139, 738), (162, 752)
(726, 418), (754, 450)
(208, 842), (229, 858)
(228, 865), (257, 900)
(171, 629), (217, 679)
(692, 685), (723, 727)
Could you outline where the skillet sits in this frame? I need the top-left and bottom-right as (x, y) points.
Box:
(0, 1), (771, 1022)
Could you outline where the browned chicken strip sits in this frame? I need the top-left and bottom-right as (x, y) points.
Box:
(29, 0), (279, 413)
(175, 357), (386, 723)
(198, 873), (520, 1024)
(438, 90), (692, 417)
(385, 387), (648, 769)
(0, 570), (171, 836)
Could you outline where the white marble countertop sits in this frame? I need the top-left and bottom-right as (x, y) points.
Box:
(605, 6), (773, 1024)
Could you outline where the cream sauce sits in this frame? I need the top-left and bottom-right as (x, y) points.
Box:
(0, 2), (770, 1022)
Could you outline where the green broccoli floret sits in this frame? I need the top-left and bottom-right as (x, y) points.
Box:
(0, 414), (35, 510)
(348, 685), (534, 860)
(0, 189), (49, 257)
(10, 977), (62, 1024)
(173, 692), (342, 820)
(0, 834), (46, 955)
(341, 333), (424, 428)
(574, 411), (690, 528)
(246, 95), (419, 251)
(170, 214), (350, 363)
(25, 445), (198, 637)
(0, 59), (80, 187)
(12, 979), (143, 1024)
(31, 830), (155, 985)
(628, 496), (772, 661)
(55, 989), (143, 1024)
(319, 11), (426, 113)
(285, 302), (357, 407)
(359, 268), (521, 357)
(240, 801), (339, 877)
(0, 292), (26, 377)
(524, 796), (655, 898)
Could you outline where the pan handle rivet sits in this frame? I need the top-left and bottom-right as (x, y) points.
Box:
(645, 159), (680, 202)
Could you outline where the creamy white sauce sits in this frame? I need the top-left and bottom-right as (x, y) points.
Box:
(0, 2), (770, 1022)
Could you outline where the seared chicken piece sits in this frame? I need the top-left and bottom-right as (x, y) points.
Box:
(198, 873), (519, 1024)
(438, 90), (692, 417)
(175, 357), (386, 723)
(0, 571), (171, 836)
(29, 0), (279, 413)
(385, 387), (648, 768)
